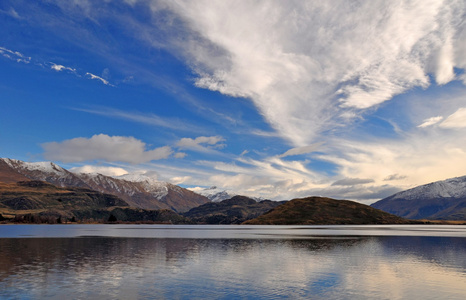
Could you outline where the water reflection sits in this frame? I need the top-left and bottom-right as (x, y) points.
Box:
(1, 236), (465, 299)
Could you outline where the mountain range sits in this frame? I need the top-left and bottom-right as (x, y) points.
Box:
(371, 175), (466, 220)
(0, 158), (209, 213)
(1, 157), (466, 223)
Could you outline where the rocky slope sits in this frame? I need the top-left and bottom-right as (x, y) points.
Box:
(0, 158), (209, 213)
(371, 176), (466, 220)
(244, 196), (412, 225)
(0, 180), (189, 224)
(0, 180), (128, 210)
(183, 196), (286, 224)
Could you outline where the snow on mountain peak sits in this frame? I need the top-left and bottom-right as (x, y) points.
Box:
(118, 173), (158, 183)
(1, 158), (67, 175)
(25, 161), (65, 174)
(116, 173), (169, 199)
(388, 175), (466, 200)
(188, 186), (237, 202)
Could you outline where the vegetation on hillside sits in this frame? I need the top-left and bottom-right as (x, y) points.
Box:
(243, 197), (415, 225)
(182, 196), (286, 224)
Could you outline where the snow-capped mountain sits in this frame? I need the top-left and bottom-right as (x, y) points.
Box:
(188, 186), (266, 202)
(117, 173), (170, 199)
(0, 158), (209, 212)
(189, 186), (237, 202)
(371, 175), (466, 220)
(0, 158), (89, 188)
(381, 176), (466, 201)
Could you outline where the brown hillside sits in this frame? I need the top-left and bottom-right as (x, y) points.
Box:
(243, 196), (413, 225)
(0, 180), (128, 214)
(0, 160), (31, 183)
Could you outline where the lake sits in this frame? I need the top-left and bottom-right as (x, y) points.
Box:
(1, 225), (465, 299)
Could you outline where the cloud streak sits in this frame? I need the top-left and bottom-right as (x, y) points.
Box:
(332, 178), (375, 186)
(0, 46), (30, 64)
(72, 106), (205, 133)
(176, 136), (226, 155)
(418, 116), (443, 128)
(86, 72), (114, 86)
(279, 144), (323, 158)
(1, 45), (116, 86)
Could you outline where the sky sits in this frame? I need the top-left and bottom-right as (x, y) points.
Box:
(1, 0), (466, 203)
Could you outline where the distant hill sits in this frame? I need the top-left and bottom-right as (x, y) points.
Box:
(0, 158), (209, 213)
(244, 196), (411, 225)
(371, 176), (466, 220)
(183, 196), (286, 224)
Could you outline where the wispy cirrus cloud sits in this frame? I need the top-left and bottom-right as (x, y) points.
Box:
(1, 45), (116, 86)
(72, 106), (205, 133)
(278, 143), (323, 158)
(0, 46), (30, 63)
(157, 0), (465, 146)
(0, 7), (22, 19)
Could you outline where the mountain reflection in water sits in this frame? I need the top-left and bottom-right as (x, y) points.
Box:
(0, 226), (465, 299)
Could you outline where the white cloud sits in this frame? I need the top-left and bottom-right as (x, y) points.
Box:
(158, 0), (465, 146)
(69, 165), (128, 176)
(86, 72), (114, 86)
(174, 152), (187, 159)
(439, 107), (466, 129)
(42, 134), (173, 163)
(176, 136), (226, 152)
(418, 116), (443, 128)
(279, 143), (323, 158)
(50, 63), (76, 73)
(170, 176), (191, 184)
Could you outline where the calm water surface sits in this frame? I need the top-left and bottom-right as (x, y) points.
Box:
(0, 225), (465, 299)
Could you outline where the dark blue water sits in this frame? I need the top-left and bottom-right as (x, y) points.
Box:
(1, 225), (465, 299)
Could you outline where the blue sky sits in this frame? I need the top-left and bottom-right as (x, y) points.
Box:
(1, 0), (466, 203)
